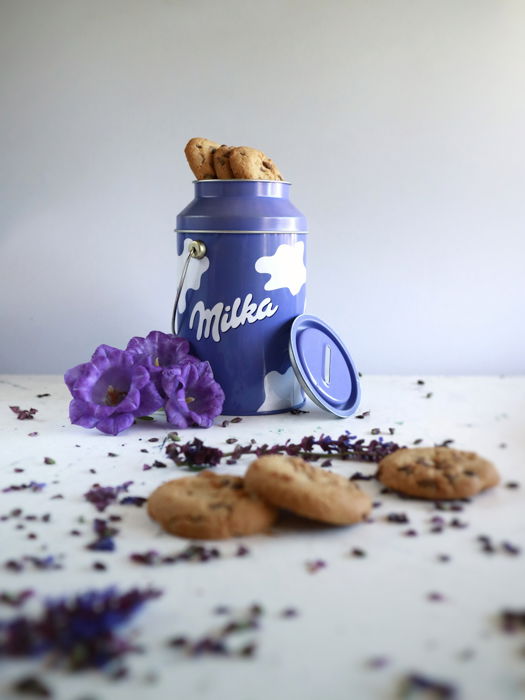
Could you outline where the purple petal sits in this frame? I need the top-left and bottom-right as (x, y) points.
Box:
(69, 399), (99, 429)
(96, 413), (135, 436)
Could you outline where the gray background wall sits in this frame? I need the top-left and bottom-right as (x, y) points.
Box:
(1, 0), (524, 375)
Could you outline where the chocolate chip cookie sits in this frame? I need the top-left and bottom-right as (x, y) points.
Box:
(229, 146), (284, 181)
(213, 145), (235, 179)
(245, 455), (372, 525)
(147, 471), (278, 540)
(377, 447), (500, 500)
(184, 137), (220, 180)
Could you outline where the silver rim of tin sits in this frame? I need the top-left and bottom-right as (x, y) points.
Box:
(192, 179), (292, 184)
(174, 229), (308, 234)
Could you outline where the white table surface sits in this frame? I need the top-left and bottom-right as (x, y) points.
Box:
(0, 374), (524, 700)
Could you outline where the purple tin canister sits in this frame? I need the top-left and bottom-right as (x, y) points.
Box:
(174, 179), (308, 415)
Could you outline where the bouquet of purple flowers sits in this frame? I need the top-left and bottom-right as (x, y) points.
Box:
(64, 331), (224, 435)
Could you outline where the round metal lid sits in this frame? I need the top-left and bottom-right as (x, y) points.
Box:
(289, 315), (361, 417)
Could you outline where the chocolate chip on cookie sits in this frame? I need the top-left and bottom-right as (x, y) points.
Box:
(147, 471), (278, 540)
(377, 447), (500, 500)
(213, 145), (235, 179)
(184, 137), (221, 180)
(229, 146), (284, 181)
(245, 455), (372, 525)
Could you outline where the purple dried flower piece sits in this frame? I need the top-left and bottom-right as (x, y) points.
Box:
(86, 518), (119, 551)
(87, 537), (115, 552)
(299, 435), (316, 451)
(10, 675), (52, 697)
(65, 345), (163, 435)
(168, 635), (189, 647)
(235, 545), (250, 557)
(213, 605), (231, 615)
(0, 587), (162, 669)
(427, 592), (446, 602)
(238, 642), (257, 657)
(450, 518), (468, 529)
(386, 513), (409, 524)
(0, 590), (34, 608)
(166, 438), (224, 469)
(366, 655), (390, 669)
(84, 481), (133, 512)
(502, 541), (521, 556)
(6, 555), (62, 572)
(305, 559), (326, 573)
(317, 434), (335, 453)
(162, 362), (225, 428)
(2, 481), (46, 493)
(355, 410), (370, 419)
(402, 673), (457, 698)
(478, 535), (496, 554)
(130, 550), (161, 566)
(350, 471), (374, 481)
(10, 406), (38, 420)
(500, 609), (525, 633)
(120, 496), (147, 507)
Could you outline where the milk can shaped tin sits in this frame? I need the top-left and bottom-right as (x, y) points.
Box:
(175, 179), (308, 415)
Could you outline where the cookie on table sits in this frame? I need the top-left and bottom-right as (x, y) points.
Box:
(213, 145), (235, 179)
(377, 447), (500, 500)
(147, 471), (278, 540)
(229, 146), (284, 181)
(245, 455), (372, 525)
(184, 137), (221, 180)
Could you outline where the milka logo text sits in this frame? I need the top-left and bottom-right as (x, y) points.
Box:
(189, 294), (278, 342)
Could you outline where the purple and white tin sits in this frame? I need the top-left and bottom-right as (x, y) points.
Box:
(175, 179), (308, 415)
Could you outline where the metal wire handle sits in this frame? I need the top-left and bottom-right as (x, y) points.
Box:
(171, 240), (207, 335)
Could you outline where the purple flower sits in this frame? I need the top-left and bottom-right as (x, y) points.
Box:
(65, 345), (163, 435)
(162, 362), (225, 428)
(126, 331), (197, 376)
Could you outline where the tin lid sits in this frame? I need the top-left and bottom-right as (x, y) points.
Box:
(289, 315), (361, 417)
